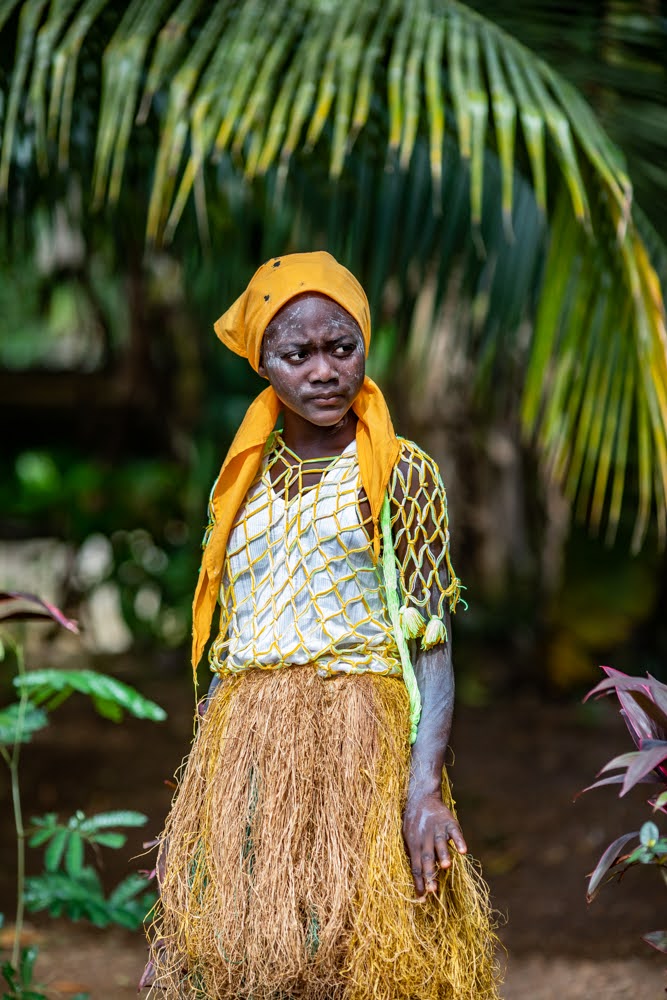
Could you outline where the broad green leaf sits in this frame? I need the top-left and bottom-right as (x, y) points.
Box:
(19, 944), (38, 981)
(607, 357), (635, 543)
(29, 812), (58, 831)
(233, 2), (296, 158)
(399, 4), (428, 171)
(14, 669), (166, 722)
(25, 0), (78, 173)
(461, 23), (487, 227)
(48, 0), (110, 167)
(108, 873), (151, 906)
(28, 827), (57, 848)
(214, 3), (280, 157)
(386, 3), (412, 154)
(523, 264), (574, 433)
(591, 328), (628, 534)
(640, 821), (661, 848)
(146, 2), (230, 241)
(502, 48), (546, 212)
(1, 957), (18, 990)
(254, 59), (301, 179)
(137, 0), (204, 123)
(0, 703), (48, 745)
(482, 27), (516, 234)
(330, 34), (363, 178)
(447, 10), (470, 160)
(626, 844), (655, 865)
(541, 67), (630, 208)
(351, 0), (399, 139)
(90, 696), (123, 723)
(44, 827), (68, 873)
(280, 31), (327, 162)
(520, 59), (589, 223)
(92, 0), (172, 206)
(65, 832), (85, 875)
(0, 0), (50, 197)
(89, 831), (126, 849)
(423, 13), (446, 196)
(78, 810), (148, 833)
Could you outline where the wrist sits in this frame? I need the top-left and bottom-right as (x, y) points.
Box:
(408, 758), (443, 800)
(406, 779), (441, 805)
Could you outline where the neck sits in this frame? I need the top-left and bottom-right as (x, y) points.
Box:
(281, 408), (358, 459)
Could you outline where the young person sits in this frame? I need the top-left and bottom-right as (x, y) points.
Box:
(146, 252), (498, 999)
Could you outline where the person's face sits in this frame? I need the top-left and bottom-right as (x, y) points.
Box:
(257, 293), (366, 428)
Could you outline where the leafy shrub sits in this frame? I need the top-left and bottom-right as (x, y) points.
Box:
(584, 665), (667, 954)
(25, 811), (154, 929)
(0, 592), (166, 999)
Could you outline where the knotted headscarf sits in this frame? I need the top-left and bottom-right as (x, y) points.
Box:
(192, 251), (400, 669)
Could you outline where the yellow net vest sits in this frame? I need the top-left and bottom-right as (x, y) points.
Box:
(204, 434), (463, 738)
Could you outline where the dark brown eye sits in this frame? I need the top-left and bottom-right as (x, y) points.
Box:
(286, 349), (309, 362)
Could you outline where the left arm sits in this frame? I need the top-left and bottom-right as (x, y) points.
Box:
(402, 615), (467, 900)
(389, 445), (466, 899)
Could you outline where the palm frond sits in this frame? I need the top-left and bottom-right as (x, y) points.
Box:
(0, 0), (666, 547)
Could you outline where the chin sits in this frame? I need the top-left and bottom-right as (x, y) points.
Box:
(302, 404), (351, 428)
(307, 413), (347, 428)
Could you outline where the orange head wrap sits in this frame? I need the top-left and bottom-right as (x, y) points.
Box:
(213, 251), (372, 368)
(191, 251), (400, 670)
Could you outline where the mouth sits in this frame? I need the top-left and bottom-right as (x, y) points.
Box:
(308, 393), (344, 403)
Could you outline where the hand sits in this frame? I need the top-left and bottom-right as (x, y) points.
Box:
(402, 791), (467, 900)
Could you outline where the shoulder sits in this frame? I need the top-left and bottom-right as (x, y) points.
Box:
(391, 437), (446, 501)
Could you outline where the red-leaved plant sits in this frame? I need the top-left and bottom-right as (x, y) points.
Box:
(583, 666), (667, 954)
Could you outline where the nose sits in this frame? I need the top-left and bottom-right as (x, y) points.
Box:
(309, 351), (338, 383)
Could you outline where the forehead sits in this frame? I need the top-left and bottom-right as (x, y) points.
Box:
(264, 292), (360, 344)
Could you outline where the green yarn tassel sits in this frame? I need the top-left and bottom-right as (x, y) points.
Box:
(399, 604), (426, 639)
(380, 492), (421, 743)
(421, 616), (448, 649)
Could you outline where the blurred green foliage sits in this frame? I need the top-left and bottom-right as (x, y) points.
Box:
(0, 0), (664, 687)
(1, 449), (196, 648)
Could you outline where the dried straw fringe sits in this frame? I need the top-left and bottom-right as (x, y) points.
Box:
(147, 667), (500, 999)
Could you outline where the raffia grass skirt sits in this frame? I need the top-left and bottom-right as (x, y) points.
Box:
(147, 666), (500, 999)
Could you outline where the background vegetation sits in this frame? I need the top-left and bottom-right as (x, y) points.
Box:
(0, 0), (666, 700)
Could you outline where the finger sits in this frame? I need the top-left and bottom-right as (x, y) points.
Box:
(447, 823), (468, 856)
(434, 830), (452, 868)
(411, 863), (426, 900)
(421, 850), (439, 894)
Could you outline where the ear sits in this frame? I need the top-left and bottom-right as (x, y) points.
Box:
(257, 348), (268, 380)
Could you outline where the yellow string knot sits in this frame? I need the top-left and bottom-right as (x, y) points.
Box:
(421, 616), (448, 650)
(443, 575), (465, 613)
(398, 604), (426, 639)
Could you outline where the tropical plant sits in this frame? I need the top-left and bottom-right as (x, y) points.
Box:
(0, 591), (166, 999)
(0, 1), (666, 553)
(24, 810), (155, 929)
(583, 665), (667, 955)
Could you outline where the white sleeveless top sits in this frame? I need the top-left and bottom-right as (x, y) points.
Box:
(208, 435), (401, 678)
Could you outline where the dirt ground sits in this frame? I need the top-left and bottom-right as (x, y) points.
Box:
(1, 655), (666, 998)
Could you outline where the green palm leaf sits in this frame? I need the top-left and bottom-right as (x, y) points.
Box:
(0, 0), (665, 546)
